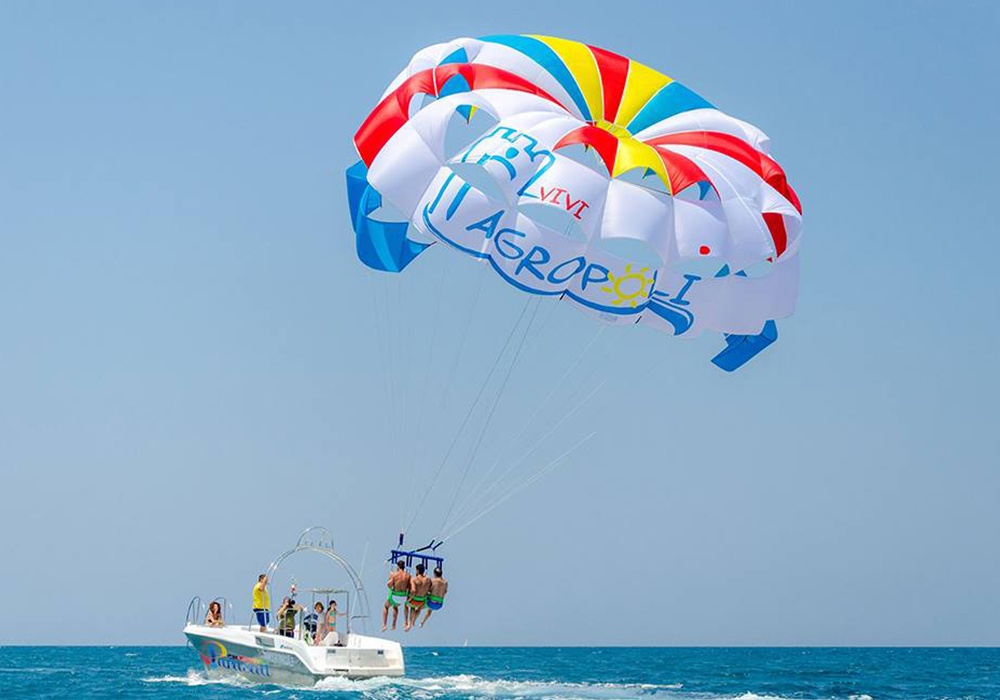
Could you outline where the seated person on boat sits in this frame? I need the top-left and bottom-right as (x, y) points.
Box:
(304, 602), (323, 641)
(204, 601), (224, 627)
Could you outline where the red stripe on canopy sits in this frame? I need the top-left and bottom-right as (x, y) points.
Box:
(646, 131), (801, 214)
(355, 64), (566, 167)
(553, 125), (620, 174)
(588, 45), (629, 124)
(654, 148), (714, 196)
(762, 212), (788, 258)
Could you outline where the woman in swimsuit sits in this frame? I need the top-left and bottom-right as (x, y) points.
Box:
(204, 601), (224, 628)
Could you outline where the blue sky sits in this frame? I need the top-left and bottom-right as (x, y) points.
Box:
(1, 0), (998, 646)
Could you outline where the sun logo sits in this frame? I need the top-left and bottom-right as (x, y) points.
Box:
(601, 265), (655, 307)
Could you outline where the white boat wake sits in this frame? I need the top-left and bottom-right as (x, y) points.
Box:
(141, 669), (874, 700)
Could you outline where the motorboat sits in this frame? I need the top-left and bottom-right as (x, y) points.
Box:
(183, 527), (404, 684)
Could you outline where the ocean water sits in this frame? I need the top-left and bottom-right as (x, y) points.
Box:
(0, 647), (996, 700)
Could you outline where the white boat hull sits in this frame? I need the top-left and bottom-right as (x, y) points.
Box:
(184, 623), (404, 685)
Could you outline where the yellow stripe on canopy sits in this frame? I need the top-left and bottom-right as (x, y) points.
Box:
(532, 35), (604, 122)
(615, 61), (672, 129)
(612, 138), (672, 193)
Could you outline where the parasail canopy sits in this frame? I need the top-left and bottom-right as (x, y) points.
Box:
(347, 35), (803, 367)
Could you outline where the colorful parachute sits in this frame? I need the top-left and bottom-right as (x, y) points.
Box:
(347, 35), (802, 370)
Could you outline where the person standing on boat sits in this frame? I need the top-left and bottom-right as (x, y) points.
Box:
(325, 600), (346, 644)
(252, 574), (270, 632)
(382, 560), (411, 631)
(405, 563), (432, 631)
(420, 568), (448, 627)
(276, 597), (303, 638)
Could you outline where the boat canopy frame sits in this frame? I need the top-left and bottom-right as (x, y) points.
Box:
(259, 527), (372, 635)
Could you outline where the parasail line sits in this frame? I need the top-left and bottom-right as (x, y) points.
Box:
(442, 431), (598, 542)
(399, 262), (448, 531)
(451, 329), (632, 530)
(437, 296), (541, 539)
(443, 324), (614, 530)
(403, 295), (533, 536)
(437, 262), (490, 416)
(400, 261), (488, 533)
(370, 272), (406, 532)
(444, 377), (607, 533)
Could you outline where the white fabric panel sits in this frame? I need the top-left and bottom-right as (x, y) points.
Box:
(780, 214), (803, 258)
(671, 145), (799, 223)
(686, 146), (801, 262)
(519, 155), (610, 240)
(731, 116), (771, 153)
(381, 42), (449, 98)
(447, 122), (559, 205)
(470, 43), (585, 121)
(406, 92), (499, 162)
(759, 182), (803, 258)
(381, 38), (485, 98)
(760, 181), (801, 220)
(488, 212), (589, 295)
(497, 113), (582, 149)
(640, 267), (708, 337)
(412, 169), (506, 256)
(632, 108), (771, 152)
(696, 255), (799, 333)
(472, 90), (571, 122)
(367, 124), (443, 220)
(599, 179), (674, 265)
(672, 196), (729, 262)
(406, 168), (451, 242)
(667, 145), (777, 267)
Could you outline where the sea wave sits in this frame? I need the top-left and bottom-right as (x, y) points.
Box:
(141, 672), (685, 698)
(309, 675), (684, 698)
(0, 667), (75, 676)
(141, 670), (873, 700)
(378, 682), (878, 700)
(141, 669), (251, 687)
(305, 677), (880, 700)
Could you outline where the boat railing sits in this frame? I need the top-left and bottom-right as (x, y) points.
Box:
(185, 596), (202, 627)
(186, 595), (239, 628)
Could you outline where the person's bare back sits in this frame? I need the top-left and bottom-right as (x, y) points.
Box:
(391, 569), (411, 593)
(429, 576), (448, 598)
(404, 566), (433, 631)
(382, 562), (412, 631)
(420, 569), (448, 627)
(411, 573), (432, 598)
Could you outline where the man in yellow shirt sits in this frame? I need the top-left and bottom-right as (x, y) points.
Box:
(252, 574), (270, 632)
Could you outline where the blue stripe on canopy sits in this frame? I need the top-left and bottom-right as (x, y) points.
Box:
(625, 82), (714, 135)
(346, 160), (430, 273)
(479, 34), (591, 121)
(439, 47), (469, 65)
